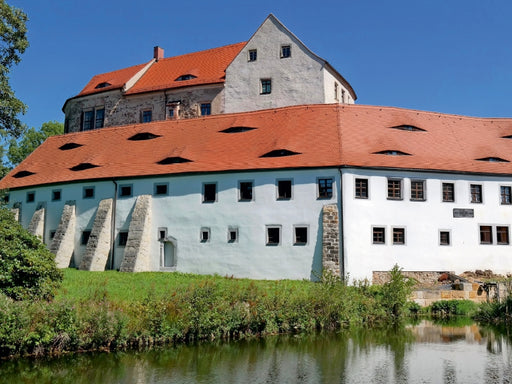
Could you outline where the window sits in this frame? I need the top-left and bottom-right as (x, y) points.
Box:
(497, 226), (509, 245)
(248, 49), (257, 62)
(501, 186), (512, 205)
(26, 191), (35, 203)
(200, 103), (211, 116)
(200, 227), (210, 243)
(261, 79), (271, 94)
(440, 231), (451, 246)
(442, 182), (455, 202)
(52, 189), (61, 202)
(355, 178), (368, 199)
(280, 45), (291, 58)
(119, 185), (133, 198)
(141, 110), (152, 123)
(334, 82), (339, 100)
(50, 230), (56, 240)
(393, 228), (405, 245)
(387, 179), (402, 200)
(176, 74), (196, 81)
(154, 183), (168, 196)
(410, 180), (426, 201)
(95, 108), (105, 128)
(118, 231), (128, 246)
(341, 89), (346, 103)
(239, 181), (253, 201)
(470, 184), (482, 203)
(81, 230), (91, 245)
(277, 179), (292, 199)
(82, 110), (94, 130)
(480, 225), (493, 244)
(318, 178), (333, 199)
(228, 227), (238, 243)
(372, 227), (385, 244)
(294, 226), (308, 245)
(3, 194), (9, 203)
(168, 108), (175, 119)
(158, 228), (167, 241)
(81, 108), (104, 130)
(266, 226), (281, 245)
(83, 187), (95, 199)
(203, 183), (217, 203)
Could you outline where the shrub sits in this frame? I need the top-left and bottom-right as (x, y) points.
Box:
(430, 300), (478, 317)
(0, 208), (63, 300)
(378, 264), (415, 319)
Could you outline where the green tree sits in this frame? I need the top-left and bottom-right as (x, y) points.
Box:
(7, 121), (63, 166)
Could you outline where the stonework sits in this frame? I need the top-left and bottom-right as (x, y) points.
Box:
(372, 271), (452, 286)
(322, 204), (340, 276)
(79, 199), (113, 271)
(27, 203), (46, 239)
(50, 201), (76, 268)
(120, 195), (153, 272)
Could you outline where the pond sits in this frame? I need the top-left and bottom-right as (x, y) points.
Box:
(1, 320), (511, 383)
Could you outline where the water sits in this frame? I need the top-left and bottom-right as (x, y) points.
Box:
(1, 320), (511, 384)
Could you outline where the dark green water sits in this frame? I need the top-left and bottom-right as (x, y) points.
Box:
(0, 320), (511, 383)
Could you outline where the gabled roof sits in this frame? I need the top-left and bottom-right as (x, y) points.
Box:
(3, 104), (512, 191)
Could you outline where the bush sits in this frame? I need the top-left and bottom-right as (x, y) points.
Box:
(0, 208), (63, 300)
(430, 300), (478, 317)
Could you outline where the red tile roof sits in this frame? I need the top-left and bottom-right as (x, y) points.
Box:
(124, 42), (246, 95)
(3, 104), (512, 190)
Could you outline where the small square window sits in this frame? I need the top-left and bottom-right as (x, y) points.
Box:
(442, 182), (455, 202)
(154, 183), (168, 196)
(200, 103), (211, 116)
(3, 193), (9, 203)
(355, 178), (368, 199)
(228, 227), (238, 243)
(280, 45), (291, 58)
(83, 187), (95, 199)
(373, 227), (385, 244)
(501, 186), (511, 205)
(277, 180), (292, 199)
(239, 181), (253, 201)
(203, 183), (217, 203)
(200, 227), (210, 243)
(52, 189), (62, 201)
(158, 228), (167, 240)
(26, 191), (35, 203)
(50, 230), (57, 240)
(318, 178), (333, 199)
(497, 226), (509, 245)
(393, 228), (405, 245)
(81, 230), (91, 245)
(294, 226), (308, 245)
(266, 226), (281, 245)
(142, 110), (152, 123)
(261, 79), (271, 95)
(470, 184), (482, 203)
(387, 179), (402, 200)
(119, 185), (133, 198)
(480, 225), (493, 244)
(410, 180), (426, 201)
(248, 49), (257, 62)
(440, 231), (450, 246)
(118, 231), (128, 246)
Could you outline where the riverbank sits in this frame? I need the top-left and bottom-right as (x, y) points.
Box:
(0, 268), (413, 359)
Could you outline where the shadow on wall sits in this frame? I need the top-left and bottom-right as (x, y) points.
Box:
(310, 211), (324, 281)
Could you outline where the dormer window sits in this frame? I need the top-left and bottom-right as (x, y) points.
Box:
(219, 126), (257, 134)
(175, 74), (197, 81)
(260, 149), (300, 158)
(280, 45), (291, 58)
(70, 163), (99, 171)
(476, 157), (509, 163)
(158, 157), (192, 164)
(128, 132), (161, 141)
(13, 170), (35, 178)
(374, 150), (411, 156)
(59, 142), (83, 150)
(95, 82), (111, 89)
(390, 125), (426, 132)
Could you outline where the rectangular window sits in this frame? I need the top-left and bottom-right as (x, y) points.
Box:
(410, 180), (426, 201)
(266, 226), (281, 245)
(280, 45), (291, 58)
(497, 226), (509, 245)
(3, 193), (9, 203)
(119, 185), (133, 198)
(480, 225), (493, 244)
(228, 227), (238, 243)
(118, 231), (128, 246)
(239, 181), (253, 201)
(203, 183), (217, 203)
(26, 191), (35, 203)
(334, 82), (339, 100)
(200, 103), (211, 116)
(393, 228), (405, 245)
(387, 179), (402, 200)
(81, 230), (91, 245)
(277, 180), (292, 199)
(294, 226), (308, 245)
(83, 187), (95, 199)
(95, 108), (105, 128)
(470, 184), (482, 203)
(142, 110), (152, 123)
(501, 186), (511, 205)
(158, 227), (167, 241)
(440, 231), (450, 246)
(82, 110), (94, 130)
(154, 183), (168, 196)
(50, 230), (56, 240)
(200, 227), (210, 243)
(248, 49), (257, 62)
(318, 178), (333, 199)
(52, 189), (61, 202)
(442, 182), (455, 202)
(355, 178), (368, 199)
(372, 227), (385, 244)
(261, 79), (271, 94)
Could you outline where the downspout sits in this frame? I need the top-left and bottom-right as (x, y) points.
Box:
(338, 168), (345, 279)
(110, 179), (118, 270)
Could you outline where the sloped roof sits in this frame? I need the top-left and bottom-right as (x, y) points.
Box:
(3, 104), (512, 191)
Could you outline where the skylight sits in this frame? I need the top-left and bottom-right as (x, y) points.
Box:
(70, 163), (99, 171)
(219, 126), (257, 134)
(59, 142), (83, 150)
(158, 157), (192, 164)
(374, 150), (411, 156)
(13, 170), (35, 178)
(501, 135), (512, 139)
(128, 132), (162, 141)
(260, 149), (301, 158)
(476, 157), (509, 163)
(390, 125), (426, 132)
(175, 74), (197, 81)
(95, 82), (112, 89)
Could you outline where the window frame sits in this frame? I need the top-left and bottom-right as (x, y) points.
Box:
(51, 189), (62, 202)
(118, 184), (133, 198)
(81, 107), (105, 131)
(141, 109), (152, 123)
(200, 227), (211, 243)
(501, 185), (512, 205)
(410, 180), (426, 201)
(154, 183), (169, 196)
(228, 227), (238, 243)
(479, 225), (493, 245)
(239, 180), (254, 201)
(266, 225), (281, 246)
(277, 179), (293, 200)
(280, 44), (291, 58)
(294, 225), (309, 246)
(81, 230), (91, 246)
(387, 178), (402, 200)
(202, 182), (217, 203)
(497, 226), (510, 245)
(355, 178), (369, 199)
(83, 186), (95, 199)
(317, 177), (334, 199)
(260, 78), (272, 95)
(248, 49), (257, 62)
(442, 182), (455, 202)
(26, 191), (35, 203)
(470, 184), (483, 204)
(439, 230), (451, 246)
(200, 102), (211, 116)
(392, 227), (406, 245)
(372, 226), (386, 245)
(118, 231), (129, 246)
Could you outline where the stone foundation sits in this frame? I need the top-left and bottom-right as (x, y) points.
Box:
(322, 204), (340, 276)
(50, 201), (76, 268)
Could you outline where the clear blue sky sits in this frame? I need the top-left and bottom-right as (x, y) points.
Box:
(8, 0), (512, 129)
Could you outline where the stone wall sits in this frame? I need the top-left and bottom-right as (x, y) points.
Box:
(322, 204), (340, 276)
(50, 201), (76, 268)
(28, 203), (45, 239)
(373, 270), (452, 286)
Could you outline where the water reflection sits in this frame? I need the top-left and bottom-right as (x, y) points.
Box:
(1, 321), (511, 383)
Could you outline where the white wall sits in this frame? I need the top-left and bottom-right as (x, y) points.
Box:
(342, 168), (512, 281)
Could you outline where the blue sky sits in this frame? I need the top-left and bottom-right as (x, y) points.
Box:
(8, 0), (512, 129)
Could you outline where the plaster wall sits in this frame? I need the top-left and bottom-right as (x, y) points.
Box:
(322, 67), (354, 104)
(342, 168), (512, 282)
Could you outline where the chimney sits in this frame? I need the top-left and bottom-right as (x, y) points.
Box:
(154, 46), (164, 61)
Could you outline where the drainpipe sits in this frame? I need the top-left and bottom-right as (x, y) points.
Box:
(338, 168), (345, 279)
(110, 179), (118, 270)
